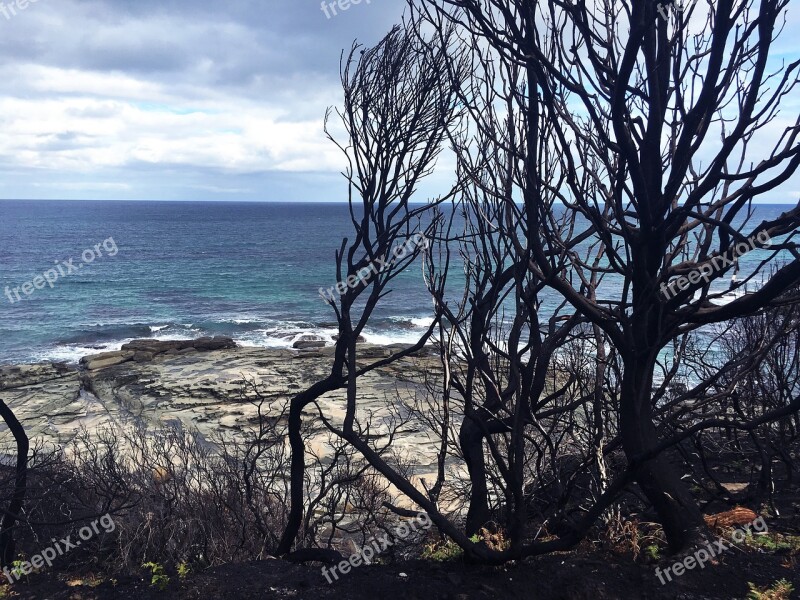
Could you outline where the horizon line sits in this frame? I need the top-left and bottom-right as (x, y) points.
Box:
(1, 198), (798, 205)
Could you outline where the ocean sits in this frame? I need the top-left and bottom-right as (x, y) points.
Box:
(0, 200), (788, 365)
(0, 201), (441, 365)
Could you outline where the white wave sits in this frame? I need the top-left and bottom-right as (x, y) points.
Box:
(214, 316), (265, 325)
(32, 341), (132, 364)
(234, 326), (339, 349)
(361, 329), (430, 346)
(26, 318), (433, 365)
(29, 322), (207, 364)
(411, 317), (435, 328)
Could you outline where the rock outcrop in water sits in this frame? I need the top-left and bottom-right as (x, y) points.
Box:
(79, 336), (238, 370)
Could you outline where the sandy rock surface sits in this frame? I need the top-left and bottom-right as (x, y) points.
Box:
(0, 339), (444, 479)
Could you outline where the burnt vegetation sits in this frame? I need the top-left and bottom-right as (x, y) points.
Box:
(1, 0), (800, 595)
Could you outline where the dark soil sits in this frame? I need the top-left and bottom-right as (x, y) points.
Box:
(4, 488), (799, 599)
(3, 538), (797, 600)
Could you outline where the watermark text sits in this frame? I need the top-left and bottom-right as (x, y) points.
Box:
(655, 515), (767, 584)
(3, 513), (116, 583)
(322, 512), (432, 583)
(5, 237), (119, 305)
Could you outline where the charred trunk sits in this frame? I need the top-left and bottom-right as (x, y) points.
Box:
(0, 400), (27, 567)
(620, 361), (706, 553)
(460, 417), (490, 536)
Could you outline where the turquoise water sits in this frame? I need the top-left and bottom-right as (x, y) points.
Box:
(0, 201), (437, 364)
(0, 200), (788, 365)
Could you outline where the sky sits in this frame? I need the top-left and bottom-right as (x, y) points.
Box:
(0, 0), (408, 201)
(0, 0), (798, 202)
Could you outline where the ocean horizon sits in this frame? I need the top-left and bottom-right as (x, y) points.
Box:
(0, 199), (790, 366)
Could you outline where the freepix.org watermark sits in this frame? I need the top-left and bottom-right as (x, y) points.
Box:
(4, 237), (119, 305)
(3, 513), (116, 583)
(656, 0), (700, 20)
(661, 230), (771, 300)
(655, 515), (768, 585)
(0, 0), (40, 21)
(320, 0), (371, 19)
(318, 233), (428, 304)
(322, 512), (432, 583)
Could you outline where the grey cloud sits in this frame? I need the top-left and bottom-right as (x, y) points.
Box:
(0, 0), (797, 202)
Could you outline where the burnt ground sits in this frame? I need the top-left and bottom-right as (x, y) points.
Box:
(2, 531), (797, 600)
(3, 487), (798, 600)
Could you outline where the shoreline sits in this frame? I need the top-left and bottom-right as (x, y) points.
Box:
(0, 337), (443, 479)
(0, 317), (436, 367)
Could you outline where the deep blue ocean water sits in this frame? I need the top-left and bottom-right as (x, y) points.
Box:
(0, 201), (439, 364)
(0, 200), (789, 365)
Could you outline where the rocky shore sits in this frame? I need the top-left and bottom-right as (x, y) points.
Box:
(0, 337), (442, 476)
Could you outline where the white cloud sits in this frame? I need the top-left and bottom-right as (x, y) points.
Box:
(0, 0), (796, 201)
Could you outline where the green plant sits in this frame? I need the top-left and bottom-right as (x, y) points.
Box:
(422, 534), (484, 562)
(142, 562), (170, 591)
(746, 533), (800, 555)
(177, 562), (191, 580)
(421, 539), (464, 562)
(645, 544), (660, 561)
(10, 560), (24, 579)
(10, 558), (32, 582)
(747, 579), (794, 600)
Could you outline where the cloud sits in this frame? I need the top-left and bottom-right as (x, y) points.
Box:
(0, 0), (405, 200)
(0, 0), (797, 202)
